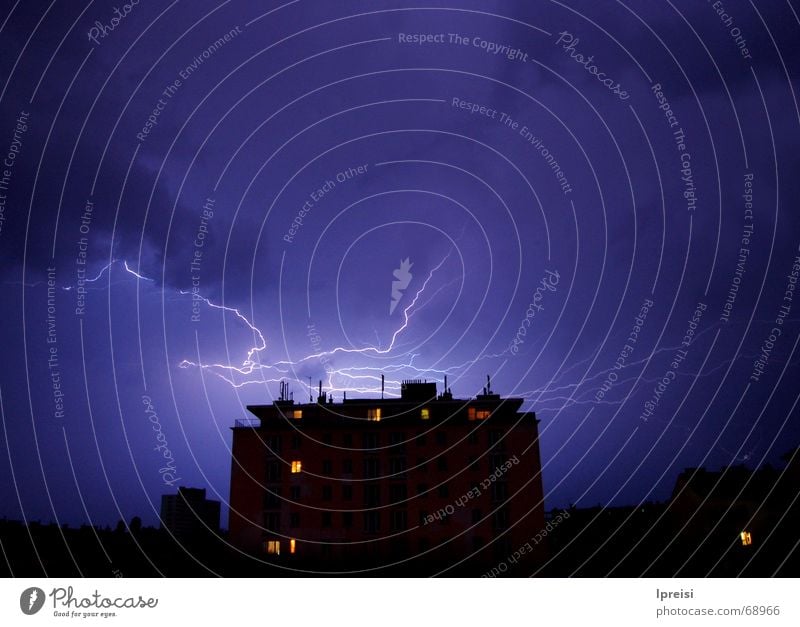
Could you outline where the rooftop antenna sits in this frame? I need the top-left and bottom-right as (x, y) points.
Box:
(487, 374), (492, 395)
(381, 374), (385, 399)
(343, 390), (347, 401)
(308, 377), (313, 403)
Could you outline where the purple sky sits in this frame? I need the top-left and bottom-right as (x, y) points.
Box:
(1, 0), (799, 529)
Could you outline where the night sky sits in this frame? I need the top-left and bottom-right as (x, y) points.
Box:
(1, 0), (799, 531)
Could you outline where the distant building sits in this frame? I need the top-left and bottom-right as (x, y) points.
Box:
(228, 379), (545, 569)
(160, 487), (220, 540)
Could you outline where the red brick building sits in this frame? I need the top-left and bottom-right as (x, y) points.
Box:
(229, 380), (545, 572)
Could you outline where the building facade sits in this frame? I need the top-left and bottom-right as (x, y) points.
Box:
(229, 380), (545, 572)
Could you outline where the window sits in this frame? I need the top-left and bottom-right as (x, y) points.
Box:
(492, 482), (508, 502)
(436, 457), (448, 472)
(420, 408), (430, 420)
(291, 434), (301, 449)
(389, 457), (407, 476)
(290, 486), (301, 500)
(435, 431), (446, 445)
(363, 511), (380, 533)
(263, 488), (281, 509)
(343, 512), (353, 528)
(322, 460), (332, 474)
(264, 512), (280, 531)
(468, 430), (479, 444)
(363, 433), (379, 448)
(471, 508), (482, 523)
(265, 540), (280, 555)
(367, 407), (382, 421)
(290, 513), (300, 528)
(342, 433), (353, 447)
(342, 484), (353, 501)
(469, 456), (480, 471)
(492, 508), (510, 531)
(416, 483), (428, 496)
(364, 484), (380, 506)
(419, 511), (429, 525)
(363, 458), (380, 478)
(291, 460), (302, 473)
(740, 531), (753, 546)
(266, 435), (281, 452)
(289, 538), (296, 554)
(488, 430), (502, 446)
(342, 459), (353, 474)
(322, 485), (332, 501)
(438, 485), (449, 498)
(468, 407), (490, 420)
(265, 460), (282, 482)
(416, 432), (427, 446)
(416, 457), (428, 472)
(292, 410), (303, 419)
(390, 510), (408, 531)
(389, 484), (408, 504)
(322, 512), (333, 527)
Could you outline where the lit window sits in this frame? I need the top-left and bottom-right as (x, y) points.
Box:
(291, 460), (302, 473)
(740, 531), (752, 546)
(292, 410), (303, 419)
(290, 538), (296, 554)
(420, 408), (430, 420)
(467, 407), (490, 420)
(367, 408), (382, 421)
(266, 540), (280, 555)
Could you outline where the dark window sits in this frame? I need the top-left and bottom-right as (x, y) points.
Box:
(343, 512), (353, 528)
(342, 484), (353, 501)
(263, 488), (281, 509)
(290, 486), (301, 500)
(291, 434), (301, 449)
(471, 508), (482, 523)
(390, 509), (408, 531)
(322, 460), (332, 474)
(342, 433), (353, 447)
(472, 536), (484, 551)
(491, 482), (508, 502)
(389, 484), (407, 504)
(264, 512), (280, 531)
(363, 458), (380, 479)
(290, 512), (300, 528)
(342, 459), (353, 474)
(468, 430), (479, 445)
(265, 460), (282, 482)
(416, 483), (428, 496)
(436, 457), (448, 472)
(438, 485), (449, 498)
(266, 435), (281, 453)
(470, 456), (480, 471)
(490, 454), (506, 470)
(416, 432), (427, 446)
(364, 484), (380, 506)
(489, 430), (502, 446)
(388, 457), (407, 476)
(363, 511), (380, 533)
(492, 508), (510, 531)
(363, 433), (379, 449)
(322, 512), (333, 527)
(322, 433), (332, 445)
(416, 457), (428, 472)
(322, 485), (332, 501)
(435, 431), (446, 445)
(389, 432), (406, 451)
(419, 510), (429, 525)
